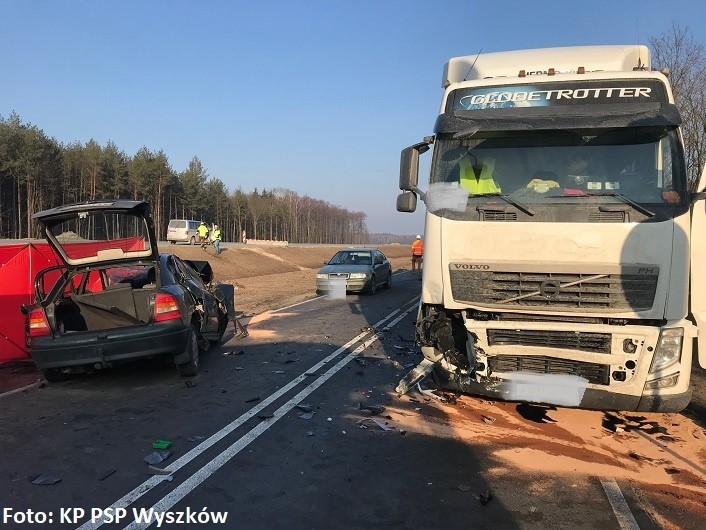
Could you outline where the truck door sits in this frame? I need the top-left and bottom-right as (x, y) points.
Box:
(691, 171), (706, 369)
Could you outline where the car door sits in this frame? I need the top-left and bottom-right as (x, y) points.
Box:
(373, 251), (388, 286)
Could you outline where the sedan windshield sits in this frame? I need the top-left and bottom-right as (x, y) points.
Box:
(329, 251), (373, 265)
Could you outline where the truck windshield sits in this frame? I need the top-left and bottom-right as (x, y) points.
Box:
(429, 127), (686, 218)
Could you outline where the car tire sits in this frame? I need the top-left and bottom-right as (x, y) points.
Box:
(170, 240), (176, 245)
(384, 271), (392, 289)
(41, 368), (70, 383)
(367, 275), (377, 295)
(211, 306), (229, 344)
(177, 325), (200, 377)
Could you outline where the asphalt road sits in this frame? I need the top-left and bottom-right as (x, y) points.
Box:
(1, 271), (705, 529)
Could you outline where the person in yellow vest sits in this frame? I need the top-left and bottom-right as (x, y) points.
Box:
(411, 235), (424, 271)
(211, 224), (222, 255)
(197, 221), (209, 249)
(459, 155), (501, 194)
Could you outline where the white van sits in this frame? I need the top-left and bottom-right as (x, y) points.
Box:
(166, 219), (201, 245)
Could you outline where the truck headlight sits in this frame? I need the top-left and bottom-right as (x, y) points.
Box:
(350, 273), (367, 279)
(649, 328), (683, 373)
(316, 274), (328, 279)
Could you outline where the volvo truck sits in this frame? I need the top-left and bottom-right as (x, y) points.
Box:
(397, 45), (706, 411)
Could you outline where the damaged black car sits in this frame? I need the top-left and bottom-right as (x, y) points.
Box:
(22, 199), (233, 381)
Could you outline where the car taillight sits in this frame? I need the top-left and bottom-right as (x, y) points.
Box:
(154, 292), (181, 322)
(28, 308), (51, 337)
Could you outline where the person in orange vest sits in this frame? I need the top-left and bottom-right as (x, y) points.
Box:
(411, 235), (424, 271)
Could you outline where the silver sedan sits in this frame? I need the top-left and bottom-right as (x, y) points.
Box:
(316, 248), (392, 295)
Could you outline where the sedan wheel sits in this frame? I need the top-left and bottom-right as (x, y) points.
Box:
(177, 325), (200, 377)
(384, 271), (392, 289)
(367, 275), (377, 295)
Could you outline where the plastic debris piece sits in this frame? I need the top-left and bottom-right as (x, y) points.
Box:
(97, 469), (116, 481)
(152, 439), (172, 450)
(479, 490), (494, 506)
(234, 366), (245, 370)
(143, 450), (172, 465)
(372, 419), (392, 431)
(416, 382), (448, 402)
(187, 435), (205, 442)
(245, 396), (261, 403)
(457, 484), (472, 492)
(296, 404), (313, 413)
(273, 370), (285, 374)
(306, 431), (315, 437)
(148, 465), (172, 476)
(30, 474), (61, 485)
(298, 411), (314, 420)
(358, 402), (385, 416)
(258, 413), (274, 420)
(481, 415), (496, 424)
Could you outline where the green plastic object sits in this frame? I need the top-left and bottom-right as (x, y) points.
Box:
(152, 439), (172, 450)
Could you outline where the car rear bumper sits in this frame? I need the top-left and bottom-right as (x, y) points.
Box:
(29, 322), (190, 370)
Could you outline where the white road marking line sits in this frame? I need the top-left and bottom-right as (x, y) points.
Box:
(600, 477), (640, 530)
(78, 297), (420, 530)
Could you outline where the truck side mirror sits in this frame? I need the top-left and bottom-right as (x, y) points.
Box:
(399, 141), (431, 191)
(397, 191), (417, 212)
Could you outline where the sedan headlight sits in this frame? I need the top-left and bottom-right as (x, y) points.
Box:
(349, 273), (367, 279)
(649, 328), (683, 373)
(316, 273), (328, 280)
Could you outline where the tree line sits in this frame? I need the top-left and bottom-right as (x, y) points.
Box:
(0, 114), (369, 244)
(2, 25), (705, 244)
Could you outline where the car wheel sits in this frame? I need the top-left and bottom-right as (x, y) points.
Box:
(170, 240), (176, 245)
(41, 368), (70, 383)
(367, 275), (377, 295)
(177, 325), (200, 377)
(211, 306), (229, 345)
(384, 271), (392, 289)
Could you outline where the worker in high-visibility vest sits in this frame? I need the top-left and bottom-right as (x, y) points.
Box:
(211, 224), (222, 255)
(411, 235), (424, 271)
(459, 157), (500, 194)
(197, 221), (209, 249)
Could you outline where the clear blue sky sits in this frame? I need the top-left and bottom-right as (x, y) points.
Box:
(2, 0), (706, 235)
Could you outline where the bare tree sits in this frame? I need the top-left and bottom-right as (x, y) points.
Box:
(651, 23), (706, 189)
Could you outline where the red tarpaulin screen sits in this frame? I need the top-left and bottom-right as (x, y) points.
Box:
(0, 243), (61, 362)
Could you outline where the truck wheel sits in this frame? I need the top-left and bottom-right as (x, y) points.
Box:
(177, 325), (200, 377)
(169, 240), (176, 245)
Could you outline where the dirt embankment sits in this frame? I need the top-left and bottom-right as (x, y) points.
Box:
(161, 243), (414, 316)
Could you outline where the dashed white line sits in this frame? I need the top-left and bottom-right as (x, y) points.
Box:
(78, 297), (419, 530)
(600, 477), (640, 530)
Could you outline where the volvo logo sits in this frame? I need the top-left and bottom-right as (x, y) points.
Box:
(539, 280), (562, 298)
(452, 264), (490, 270)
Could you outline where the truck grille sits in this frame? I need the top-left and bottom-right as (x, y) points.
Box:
(487, 329), (611, 353)
(449, 269), (658, 311)
(488, 355), (610, 385)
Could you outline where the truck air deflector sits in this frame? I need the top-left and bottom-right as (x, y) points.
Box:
(435, 103), (681, 136)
